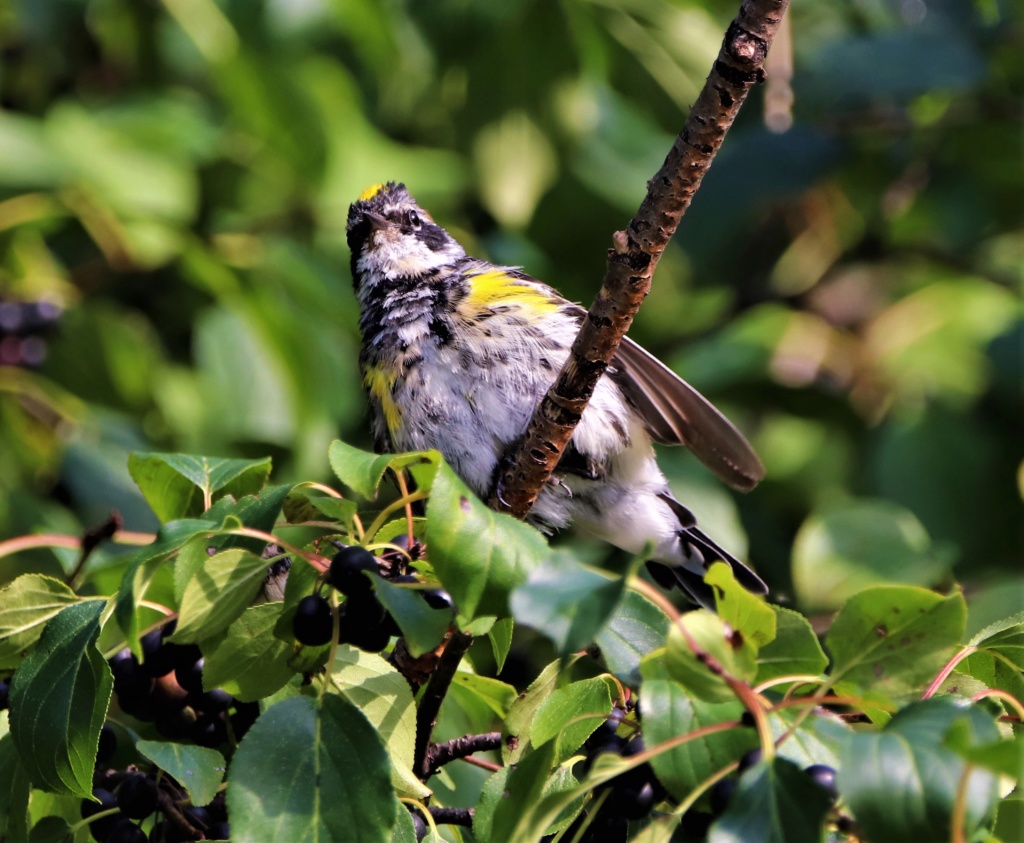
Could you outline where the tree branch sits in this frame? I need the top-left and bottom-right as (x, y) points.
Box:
(423, 731), (502, 778)
(414, 629), (474, 779)
(490, 0), (791, 519)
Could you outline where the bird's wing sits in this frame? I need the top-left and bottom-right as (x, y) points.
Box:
(609, 335), (765, 492)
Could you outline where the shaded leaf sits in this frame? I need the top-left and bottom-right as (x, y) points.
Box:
(171, 549), (270, 643)
(328, 440), (439, 500)
(373, 578), (451, 658)
(663, 610), (757, 703)
(136, 740), (226, 807)
(510, 552), (624, 654)
(594, 589), (670, 686)
(227, 694), (397, 843)
(426, 462), (546, 621)
(755, 606), (828, 685)
(531, 676), (615, 763)
(9, 600), (111, 798)
(201, 604), (295, 702)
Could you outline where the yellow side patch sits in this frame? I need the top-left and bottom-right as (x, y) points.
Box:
(463, 269), (559, 316)
(363, 366), (402, 435)
(358, 182), (387, 202)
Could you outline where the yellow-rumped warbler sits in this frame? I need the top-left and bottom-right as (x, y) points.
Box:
(346, 182), (767, 606)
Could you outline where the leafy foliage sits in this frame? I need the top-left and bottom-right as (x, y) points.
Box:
(0, 0), (1020, 840)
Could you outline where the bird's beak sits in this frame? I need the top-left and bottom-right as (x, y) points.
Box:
(363, 211), (390, 231)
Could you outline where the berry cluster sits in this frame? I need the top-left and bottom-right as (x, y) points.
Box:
(0, 298), (60, 369)
(560, 707), (667, 840)
(82, 768), (230, 843)
(109, 621), (258, 747)
(291, 540), (451, 654)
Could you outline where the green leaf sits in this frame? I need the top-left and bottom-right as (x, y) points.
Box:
(826, 586), (966, 694)
(128, 451), (272, 521)
(0, 716), (31, 843)
(476, 754), (581, 843)
(510, 552), (624, 654)
(485, 742), (558, 843)
(328, 440), (439, 500)
(706, 562), (776, 648)
(767, 709), (848, 770)
(201, 604), (295, 702)
(663, 610), (757, 703)
(755, 606), (828, 685)
(944, 718), (1024, 780)
(372, 578), (451, 658)
(488, 617), (514, 673)
(0, 575), (81, 671)
(837, 699), (1000, 843)
(171, 549), (270, 643)
(27, 815), (73, 843)
(959, 610), (1024, 701)
(708, 756), (833, 843)
(426, 462), (547, 621)
(531, 676), (615, 764)
(451, 672), (518, 718)
(330, 644), (429, 800)
(227, 694), (398, 843)
(594, 589), (670, 686)
(202, 484), (292, 555)
(9, 600), (111, 798)
(792, 499), (952, 611)
(503, 659), (579, 765)
(114, 519), (224, 657)
(640, 661), (757, 800)
(135, 740), (226, 807)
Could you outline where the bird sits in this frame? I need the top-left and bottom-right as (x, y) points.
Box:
(346, 181), (767, 607)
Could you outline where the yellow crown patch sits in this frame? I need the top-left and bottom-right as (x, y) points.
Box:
(358, 183), (387, 202)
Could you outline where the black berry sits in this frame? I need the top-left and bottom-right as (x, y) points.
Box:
(709, 777), (736, 816)
(805, 764), (838, 800)
(422, 589), (453, 610)
(107, 817), (147, 843)
(293, 595), (334, 646)
(0, 678), (9, 710)
(328, 546), (379, 595)
(81, 787), (118, 841)
(96, 725), (117, 766)
(410, 810), (427, 841)
(117, 773), (158, 820)
(207, 820), (231, 840)
(738, 747), (763, 774)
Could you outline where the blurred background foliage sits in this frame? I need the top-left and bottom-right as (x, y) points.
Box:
(0, 0), (1020, 623)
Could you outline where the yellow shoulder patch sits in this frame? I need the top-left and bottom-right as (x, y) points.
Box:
(463, 268), (559, 316)
(358, 182), (387, 202)
(363, 365), (402, 435)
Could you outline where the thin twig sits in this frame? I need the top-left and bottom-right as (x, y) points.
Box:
(423, 731), (502, 777)
(67, 511), (122, 589)
(490, 0), (791, 518)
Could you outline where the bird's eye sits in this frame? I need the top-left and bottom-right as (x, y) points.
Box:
(406, 210), (421, 228)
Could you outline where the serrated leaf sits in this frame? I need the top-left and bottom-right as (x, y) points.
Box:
(114, 519), (225, 657)
(0, 575), (80, 670)
(706, 562), (776, 648)
(755, 606), (828, 685)
(282, 483), (359, 527)
(426, 462), (547, 621)
(959, 610), (1024, 701)
(201, 604), (295, 702)
(826, 586), (966, 695)
(227, 694), (398, 842)
(330, 644), (428, 799)
(202, 484), (292, 555)
(484, 742), (558, 843)
(640, 660), (757, 799)
(663, 610), (757, 703)
(451, 672), (518, 718)
(708, 756), (833, 843)
(488, 618), (514, 673)
(475, 754), (582, 843)
(838, 699), (1000, 843)
(171, 549), (270, 643)
(9, 600), (111, 797)
(372, 579), (451, 658)
(510, 552), (624, 654)
(594, 589), (670, 686)
(128, 451), (272, 521)
(767, 709), (848, 770)
(531, 676), (615, 763)
(136, 740), (226, 807)
(328, 440), (439, 500)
